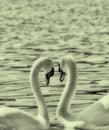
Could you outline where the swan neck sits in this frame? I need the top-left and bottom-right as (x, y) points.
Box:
(30, 59), (49, 126)
(57, 61), (77, 115)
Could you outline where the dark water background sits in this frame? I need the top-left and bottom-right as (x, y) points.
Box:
(0, 0), (109, 129)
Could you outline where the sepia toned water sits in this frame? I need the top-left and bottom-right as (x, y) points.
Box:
(0, 0), (109, 129)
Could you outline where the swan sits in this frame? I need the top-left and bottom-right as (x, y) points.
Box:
(0, 57), (54, 130)
(56, 55), (109, 130)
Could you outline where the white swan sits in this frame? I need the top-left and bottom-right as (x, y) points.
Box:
(56, 55), (109, 130)
(0, 57), (54, 130)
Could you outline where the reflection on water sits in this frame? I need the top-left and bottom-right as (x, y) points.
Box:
(64, 128), (75, 130)
(48, 127), (83, 130)
(48, 126), (81, 130)
(48, 125), (109, 130)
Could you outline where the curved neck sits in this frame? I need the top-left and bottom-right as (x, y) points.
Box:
(57, 61), (78, 115)
(30, 59), (49, 124)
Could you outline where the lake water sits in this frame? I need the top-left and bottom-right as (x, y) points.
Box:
(0, 0), (109, 129)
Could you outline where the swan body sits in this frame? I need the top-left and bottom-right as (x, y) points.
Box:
(0, 107), (45, 130)
(0, 57), (54, 130)
(56, 55), (109, 129)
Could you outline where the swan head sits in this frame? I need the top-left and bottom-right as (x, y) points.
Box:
(31, 57), (54, 86)
(43, 58), (54, 85)
(58, 55), (75, 82)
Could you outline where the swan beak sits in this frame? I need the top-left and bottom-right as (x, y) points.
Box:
(45, 67), (54, 85)
(58, 63), (65, 82)
(60, 71), (65, 82)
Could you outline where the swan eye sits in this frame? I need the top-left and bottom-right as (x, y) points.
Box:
(45, 67), (54, 85)
(58, 63), (66, 82)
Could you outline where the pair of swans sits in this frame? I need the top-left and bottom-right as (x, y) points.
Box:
(0, 56), (109, 130)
